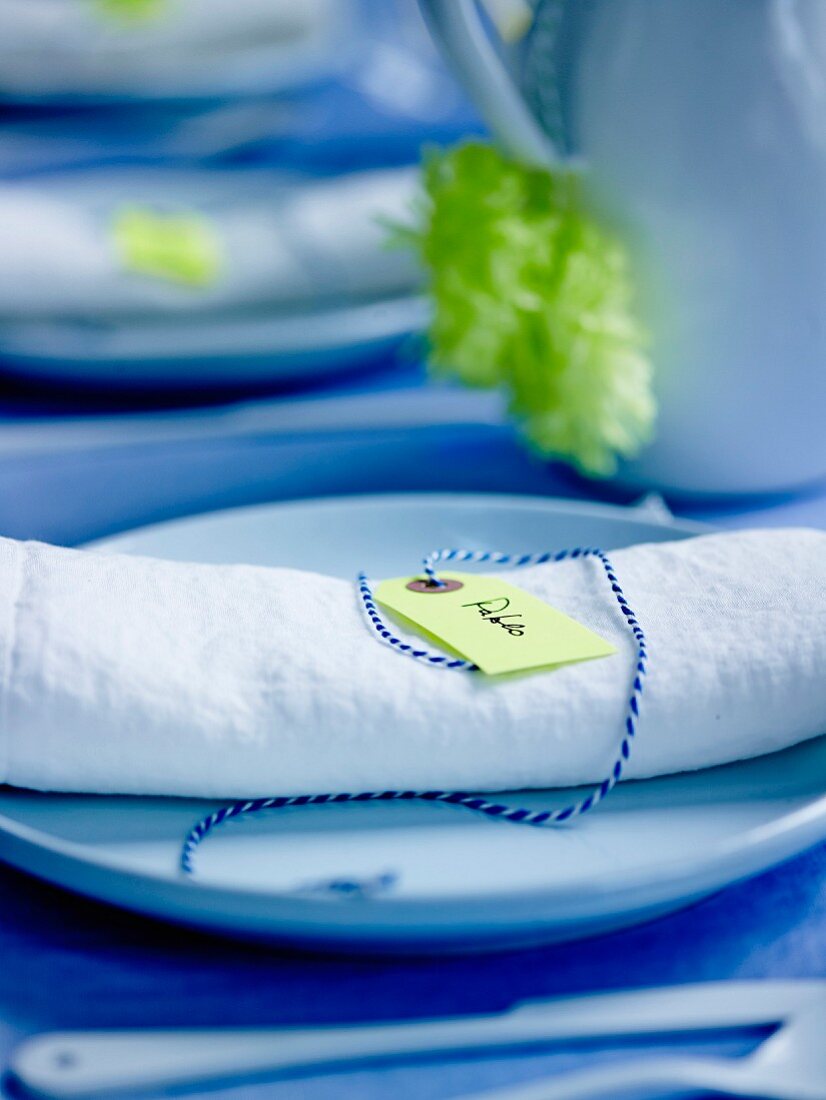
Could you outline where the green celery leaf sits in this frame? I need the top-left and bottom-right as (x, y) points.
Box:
(395, 142), (656, 476)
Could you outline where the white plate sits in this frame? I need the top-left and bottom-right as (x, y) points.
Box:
(0, 296), (427, 390)
(1, 493), (824, 954)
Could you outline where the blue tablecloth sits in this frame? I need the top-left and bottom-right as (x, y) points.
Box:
(1, 367), (825, 1099)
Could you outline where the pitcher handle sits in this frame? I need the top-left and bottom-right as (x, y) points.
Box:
(419, 0), (557, 165)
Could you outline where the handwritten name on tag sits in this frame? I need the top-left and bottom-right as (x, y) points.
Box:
(374, 572), (615, 676)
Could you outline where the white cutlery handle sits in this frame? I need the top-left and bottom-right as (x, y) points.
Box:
(11, 1029), (370, 1099)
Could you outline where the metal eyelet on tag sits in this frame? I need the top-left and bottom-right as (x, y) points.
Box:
(405, 578), (464, 594)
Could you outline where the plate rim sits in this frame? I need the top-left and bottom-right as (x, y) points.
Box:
(86, 489), (712, 551)
(0, 295), (427, 381)
(2, 741), (825, 911)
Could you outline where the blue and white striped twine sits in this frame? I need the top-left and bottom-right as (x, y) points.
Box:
(181, 546), (647, 878)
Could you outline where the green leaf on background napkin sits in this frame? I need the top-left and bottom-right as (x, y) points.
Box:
(95, 0), (167, 22)
(113, 207), (222, 288)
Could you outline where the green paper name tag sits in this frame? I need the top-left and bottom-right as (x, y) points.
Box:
(375, 572), (615, 676)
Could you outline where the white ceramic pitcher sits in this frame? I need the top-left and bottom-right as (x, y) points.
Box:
(422, 0), (826, 496)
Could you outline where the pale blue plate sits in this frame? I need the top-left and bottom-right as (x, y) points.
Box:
(0, 493), (824, 954)
(0, 296), (427, 391)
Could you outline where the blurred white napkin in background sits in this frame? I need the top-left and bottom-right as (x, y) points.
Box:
(0, 166), (420, 319)
(0, 528), (824, 798)
(0, 0), (349, 100)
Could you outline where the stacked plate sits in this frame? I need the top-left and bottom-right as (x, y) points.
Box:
(0, 0), (478, 390)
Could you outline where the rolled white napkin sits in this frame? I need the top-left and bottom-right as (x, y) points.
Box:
(0, 0), (344, 100)
(0, 167), (419, 319)
(1, 528), (824, 798)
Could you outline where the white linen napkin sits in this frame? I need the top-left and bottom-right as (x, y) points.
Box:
(1, 527), (824, 798)
(0, 0), (344, 100)
(0, 167), (419, 319)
